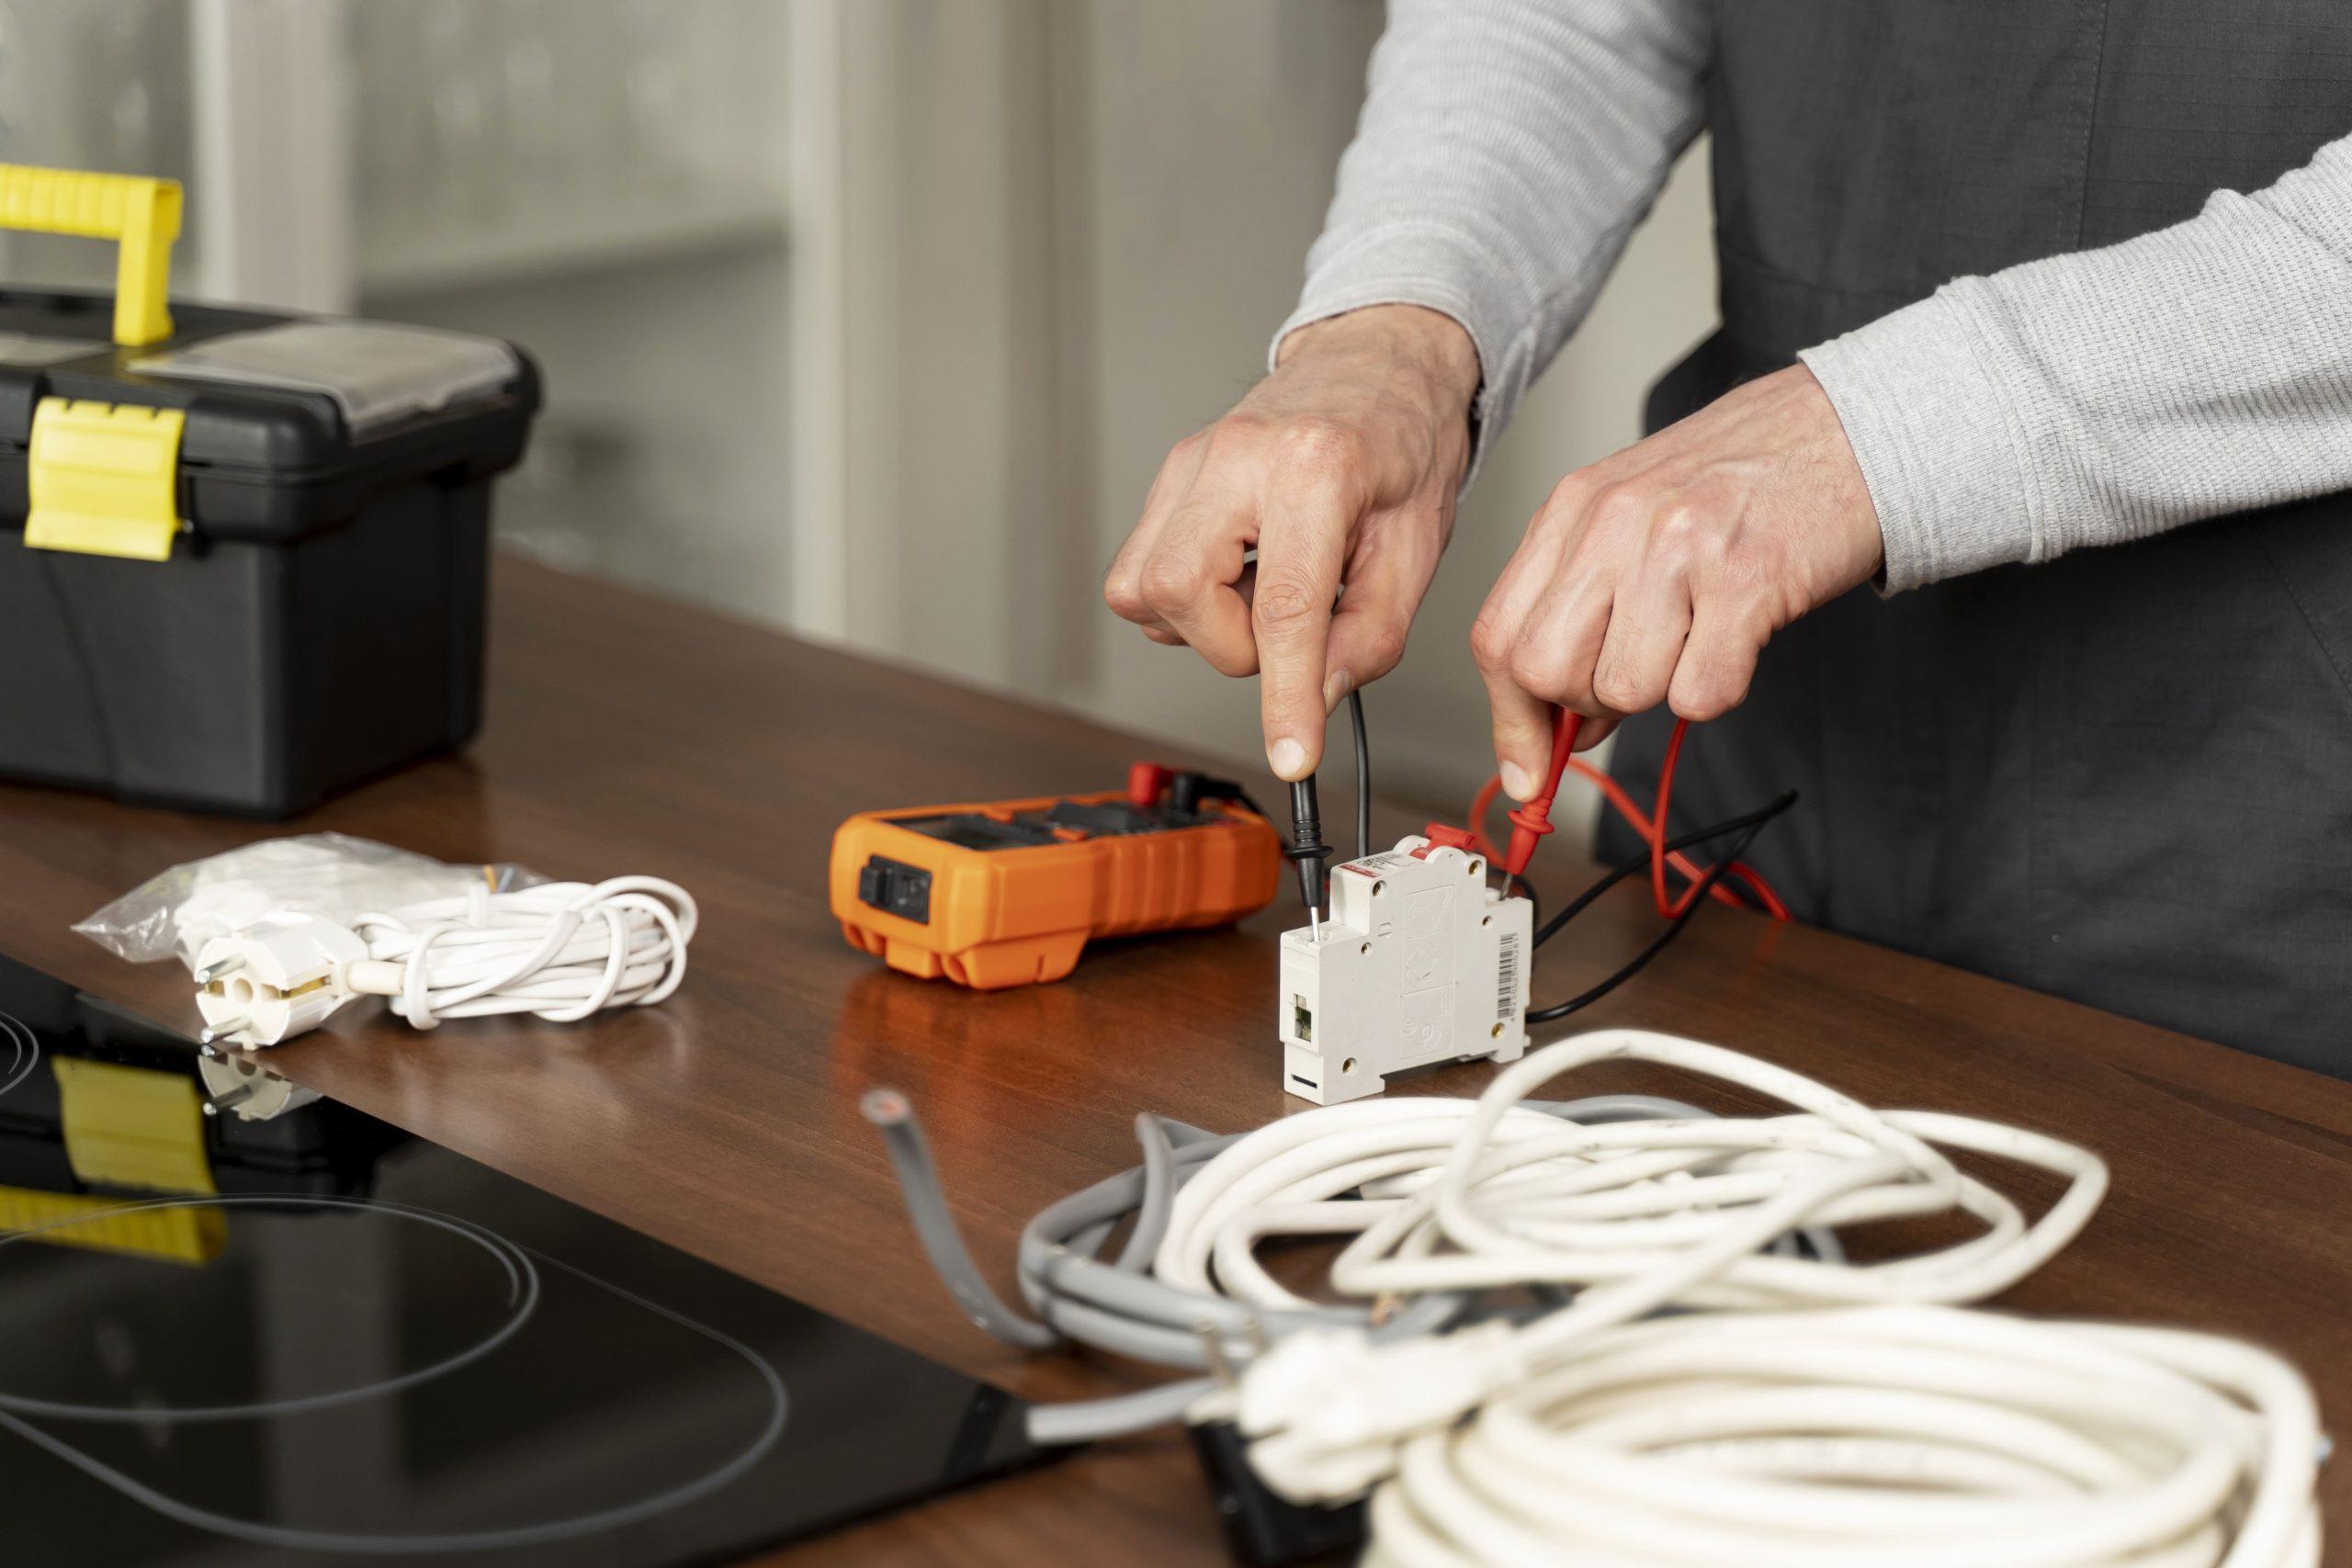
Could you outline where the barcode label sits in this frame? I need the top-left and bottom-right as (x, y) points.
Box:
(1496, 931), (1521, 1023)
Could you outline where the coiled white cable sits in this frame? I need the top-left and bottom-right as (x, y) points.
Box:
(1367, 1306), (2323, 1568)
(1235, 1028), (2115, 1500)
(349, 877), (695, 1028)
(1150, 1092), (1842, 1314)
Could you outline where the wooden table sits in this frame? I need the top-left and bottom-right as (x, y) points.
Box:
(3, 558), (2345, 1564)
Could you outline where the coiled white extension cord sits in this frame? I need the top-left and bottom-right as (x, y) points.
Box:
(191, 877), (696, 1046)
(1368, 1307), (2322, 1568)
(1221, 1030), (2323, 1565)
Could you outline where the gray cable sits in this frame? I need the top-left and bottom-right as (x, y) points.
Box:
(1112, 1112), (1181, 1272)
(860, 1088), (1057, 1348)
(1026, 1378), (1218, 1445)
(864, 1087), (1782, 1444)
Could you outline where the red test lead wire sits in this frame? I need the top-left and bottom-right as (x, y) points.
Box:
(1478, 705), (1790, 920)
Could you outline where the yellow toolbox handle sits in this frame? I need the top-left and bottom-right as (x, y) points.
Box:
(0, 164), (180, 346)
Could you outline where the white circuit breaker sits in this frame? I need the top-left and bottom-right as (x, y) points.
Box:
(1278, 835), (1533, 1104)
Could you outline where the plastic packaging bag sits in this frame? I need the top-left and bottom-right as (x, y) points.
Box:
(74, 833), (540, 973)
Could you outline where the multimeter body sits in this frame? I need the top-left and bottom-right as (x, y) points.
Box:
(830, 765), (1283, 989)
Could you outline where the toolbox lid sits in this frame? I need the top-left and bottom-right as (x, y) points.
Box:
(131, 321), (521, 438)
(0, 289), (539, 548)
(0, 166), (537, 555)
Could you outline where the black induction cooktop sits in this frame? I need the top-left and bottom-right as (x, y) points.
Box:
(0, 951), (1045, 1566)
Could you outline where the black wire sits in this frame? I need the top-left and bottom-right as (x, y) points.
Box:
(1526, 818), (1770, 1024)
(1347, 688), (1371, 861)
(1532, 791), (1797, 950)
(1523, 790), (1798, 1025)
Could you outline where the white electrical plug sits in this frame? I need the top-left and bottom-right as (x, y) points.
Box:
(1277, 836), (1532, 1104)
(1237, 1320), (1518, 1503)
(191, 914), (375, 1048)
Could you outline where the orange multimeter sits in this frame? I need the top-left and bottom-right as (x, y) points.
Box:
(829, 762), (1283, 989)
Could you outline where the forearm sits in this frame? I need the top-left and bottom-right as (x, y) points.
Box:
(1275, 0), (1710, 486)
(1804, 134), (2352, 592)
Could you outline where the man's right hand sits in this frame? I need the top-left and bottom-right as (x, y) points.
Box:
(1102, 304), (1480, 781)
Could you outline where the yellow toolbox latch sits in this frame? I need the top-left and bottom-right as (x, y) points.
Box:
(51, 1055), (218, 1197)
(24, 397), (186, 561)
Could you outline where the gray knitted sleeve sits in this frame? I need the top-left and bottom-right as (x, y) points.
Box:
(1803, 133), (2352, 591)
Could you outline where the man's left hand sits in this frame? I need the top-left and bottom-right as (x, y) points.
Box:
(1470, 365), (1883, 799)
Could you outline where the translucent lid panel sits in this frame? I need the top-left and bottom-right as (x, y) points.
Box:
(131, 321), (521, 435)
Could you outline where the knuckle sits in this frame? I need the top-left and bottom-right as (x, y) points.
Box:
(1675, 647), (1757, 721)
(1137, 550), (1209, 615)
(1212, 411), (1272, 450)
(1102, 563), (1146, 619)
(1592, 663), (1650, 714)
(1251, 573), (1323, 637)
(1589, 479), (1655, 534)
(1679, 692), (1731, 723)
(1542, 470), (1596, 520)
(1507, 643), (1563, 702)
(1675, 680), (1740, 722)
(1651, 502), (1713, 564)
(1469, 608), (1515, 671)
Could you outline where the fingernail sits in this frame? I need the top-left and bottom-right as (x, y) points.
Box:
(1322, 670), (1351, 711)
(1499, 760), (1534, 800)
(1270, 739), (1308, 780)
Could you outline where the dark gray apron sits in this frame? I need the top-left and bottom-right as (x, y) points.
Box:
(1600, 0), (2352, 1076)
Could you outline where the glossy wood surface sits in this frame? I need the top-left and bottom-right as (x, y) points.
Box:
(1, 558), (2344, 1564)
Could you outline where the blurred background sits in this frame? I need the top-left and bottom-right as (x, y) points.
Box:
(5, 0), (1713, 819)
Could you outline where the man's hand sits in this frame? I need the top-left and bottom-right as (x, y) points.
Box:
(1103, 305), (1480, 781)
(1471, 365), (1882, 798)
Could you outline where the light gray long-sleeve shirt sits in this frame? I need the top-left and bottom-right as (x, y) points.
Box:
(1275, 0), (2352, 592)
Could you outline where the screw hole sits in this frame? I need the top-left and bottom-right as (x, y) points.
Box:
(1481, 914), (1493, 927)
(1490, 1022), (1504, 1038)
(1342, 1057), (1356, 1074)
(1372, 880), (1386, 897)
(1467, 860), (1482, 877)
(1360, 942), (1371, 954)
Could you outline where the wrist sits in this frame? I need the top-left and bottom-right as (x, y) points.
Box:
(1277, 305), (1481, 476)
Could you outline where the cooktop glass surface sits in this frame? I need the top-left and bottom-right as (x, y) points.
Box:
(0, 951), (1040, 1566)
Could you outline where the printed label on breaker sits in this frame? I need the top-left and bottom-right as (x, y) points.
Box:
(1496, 931), (1521, 1022)
(1340, 852), (1414, 877)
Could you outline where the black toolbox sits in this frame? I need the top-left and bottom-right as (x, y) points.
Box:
(0, 164), (538, 818)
